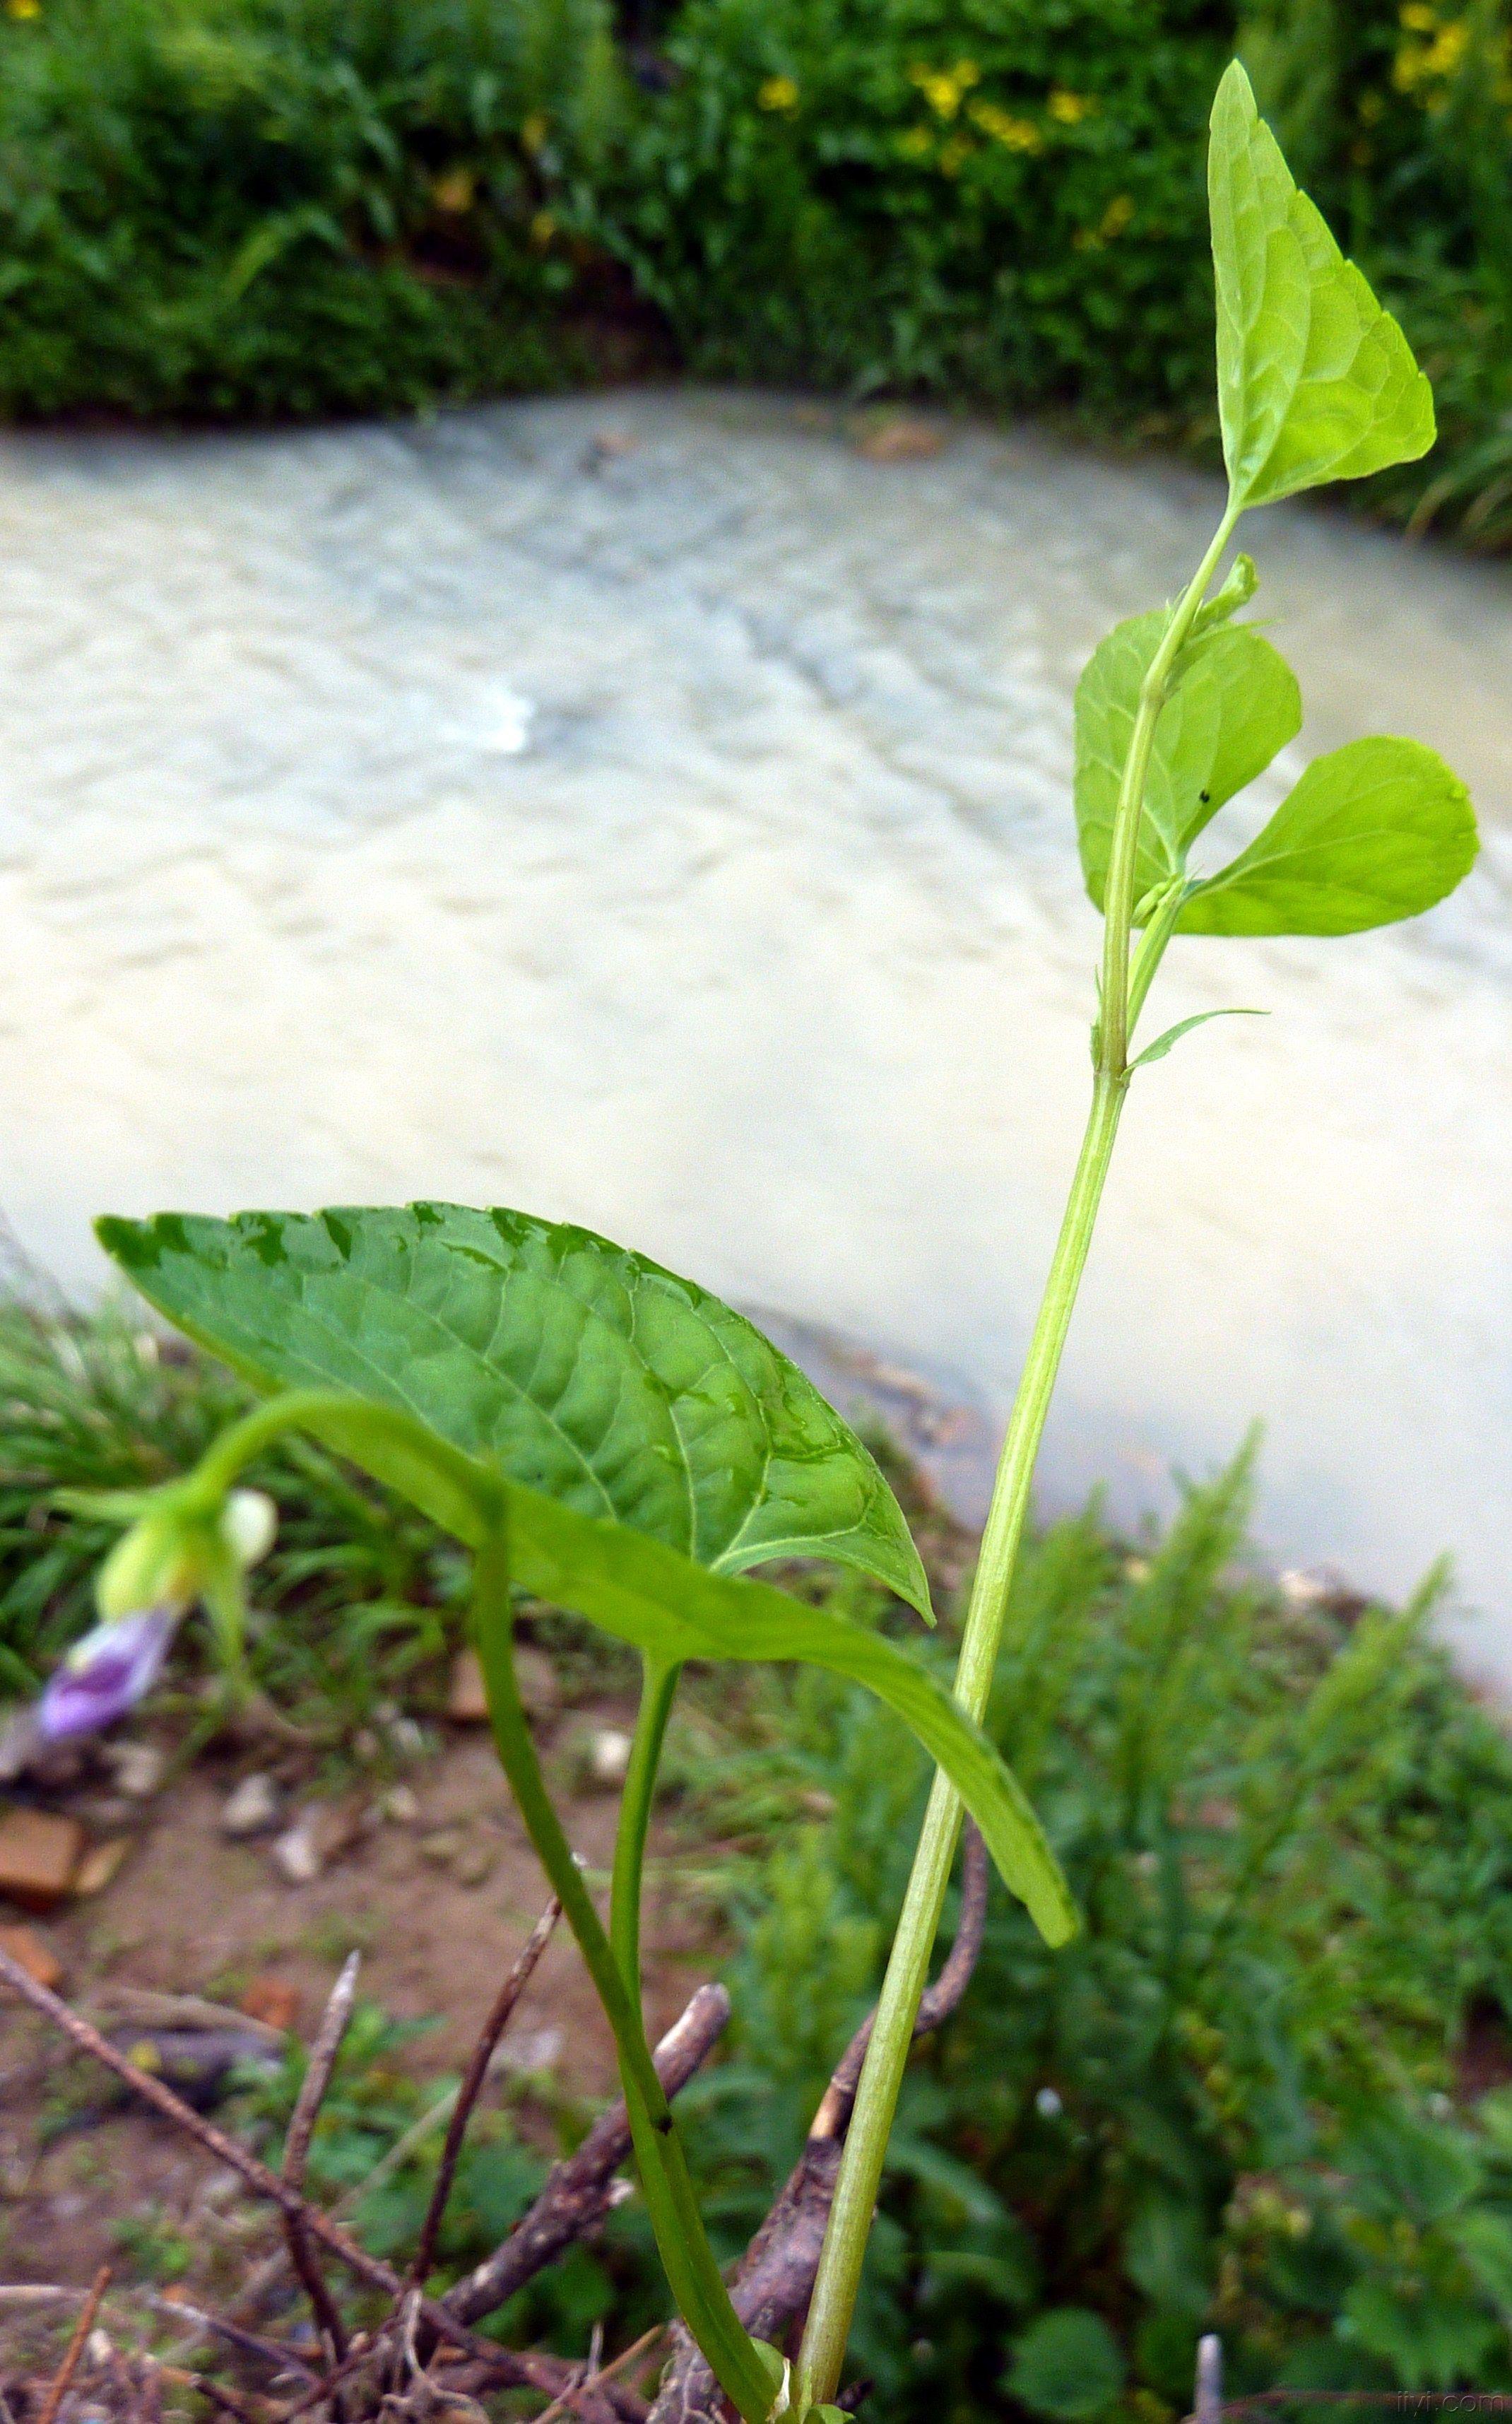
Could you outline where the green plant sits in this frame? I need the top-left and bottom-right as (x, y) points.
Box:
(55, 64), (1478, 2421)
(0, 0), (627, 420)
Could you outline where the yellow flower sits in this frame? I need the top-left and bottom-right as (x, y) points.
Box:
(1073, 193), (1134, 249)
(1048, 88), (1096, 124)
(1400, 3), (1436, 28)
(908, 59), (980, 119)
(1426, 20), (1469, 70)
(6, 1), (42, 21)
(967, 98), (1044, 153)
(1393, 14), (1469, 91)
(757, 74), (799, 113)
(520, 112), (548, 154)
(432, 167), (476, 215)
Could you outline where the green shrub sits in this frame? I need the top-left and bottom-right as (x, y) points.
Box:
(0, 0), (626, 418)
(0, 0), (1505, 541)
(608, 0), (1231, 416)
(603, 0), (1511, 544)
(676, 1453), (1512, 2408)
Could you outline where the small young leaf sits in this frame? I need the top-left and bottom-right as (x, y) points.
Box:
(1208, 61), (1434, 508)
(1179, 736), (1476, 936)
(95, 1203), (932, 1619)
(1075, 612), (1299, 912)
(1130, 1008), (1266, 1069)
(1188, 551), (1258, 637)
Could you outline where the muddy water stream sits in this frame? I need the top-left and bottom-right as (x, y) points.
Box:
(1, 392), (1509, 1671)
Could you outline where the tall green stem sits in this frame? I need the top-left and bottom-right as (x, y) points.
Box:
(611, 1654), (682, 1992)
(797, 505), (1240, 2409)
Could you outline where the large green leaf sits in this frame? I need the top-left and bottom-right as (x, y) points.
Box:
(1075, 610), (1300, 914)
(97, 1202), (931, 1618)
(98, 1238), (1077, 1946)
(1179, 735), (1476, 936)
(1208, 61), (1434, 507)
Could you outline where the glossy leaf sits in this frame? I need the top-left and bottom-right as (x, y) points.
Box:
(1208, 61), (1434, 508)
(1179, 736), (1477, 936)
(96, 1232), (1079, 1943)
(1075, 611), (1300, 913)
(96, 1203), (931, 1618)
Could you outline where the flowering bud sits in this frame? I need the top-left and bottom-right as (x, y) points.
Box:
(37, 1606), (179, 1741)
(96, 1498), (216, 1625)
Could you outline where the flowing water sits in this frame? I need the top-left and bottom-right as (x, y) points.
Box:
(2, 391), (1510, 1673)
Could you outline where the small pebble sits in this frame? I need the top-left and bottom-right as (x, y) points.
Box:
(106, 1741), (166, 1800)
(272, 1816), (322, 1885)
(453, 1840), (497, 1888)
(220, 1772), (280, 1838)
(586, 1727), (632, 1789)
(379, 1783), (420, 1824)
(386, 1715), (427, 1763)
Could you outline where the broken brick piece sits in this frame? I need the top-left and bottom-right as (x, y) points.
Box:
(0, 1807), (85, 1912)
(0, 1922), (63, 1994)
(239, 1976), (300, 2033)
(73, 1837), (130, 1897)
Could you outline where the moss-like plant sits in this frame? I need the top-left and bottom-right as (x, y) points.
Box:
(70, 63), (1476, 2423)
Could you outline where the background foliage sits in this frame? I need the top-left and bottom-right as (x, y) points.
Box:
(0, 0), (628, 419)
(0, 0), (1506, 540)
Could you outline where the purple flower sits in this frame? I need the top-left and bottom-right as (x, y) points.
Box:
(37, 1605), (179, 1742)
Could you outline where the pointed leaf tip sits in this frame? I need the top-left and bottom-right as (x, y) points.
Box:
(1208, 57), (1434, 508)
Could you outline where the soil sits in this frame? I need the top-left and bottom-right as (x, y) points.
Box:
(0, 1685), (716, 2298)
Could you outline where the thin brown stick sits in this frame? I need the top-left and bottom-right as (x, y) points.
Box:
(282, 1951), (361, 2367)
(36, 2265), (110, 2424)
(141, 2290), (319, 2381)
(155, 2363), (268, 2424)
(410, 1898), (560, 2290)
(528, 2326), (668, 2424)
(812, 1818), (988, 2142)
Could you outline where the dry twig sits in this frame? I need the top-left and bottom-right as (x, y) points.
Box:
(283, 1952), (362, 2367)
(36, 2266), (110, 2424)
(0, 1941), (567, 2382)
(528, 2326), (668, 2424)
(409, 1898), (560, 2289)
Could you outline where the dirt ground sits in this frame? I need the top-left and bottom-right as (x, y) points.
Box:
(0, 1683), (717, 2295)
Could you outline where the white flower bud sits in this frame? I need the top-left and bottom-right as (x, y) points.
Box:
(222, 1488), (277, 1570)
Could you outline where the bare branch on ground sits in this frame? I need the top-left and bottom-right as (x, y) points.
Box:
(409, 1898), (560, 2290)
